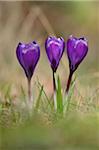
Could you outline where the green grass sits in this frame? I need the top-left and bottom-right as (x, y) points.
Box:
(0, 76), (99, 150)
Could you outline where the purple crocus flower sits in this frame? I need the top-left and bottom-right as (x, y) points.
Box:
(16, 41), (40, 104)
(67, 35), (88, 72)
(16, 41), (40, 80)
(66, 35), (88, 93)
(45, 36), (65, 110)
(45, 36), (65, 72)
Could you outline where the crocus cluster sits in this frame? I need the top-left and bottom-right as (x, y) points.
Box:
(16, 35), (88, 108)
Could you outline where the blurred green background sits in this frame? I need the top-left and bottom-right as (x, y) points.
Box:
(0, 1), (99, 98)
(0, 1), (99, 95)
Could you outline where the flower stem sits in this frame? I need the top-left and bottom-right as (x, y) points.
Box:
(53, 70), (57, 110)
(27, 78), (32, 103)
(53, 70), (56, 92)
(66, 71), (73, 94)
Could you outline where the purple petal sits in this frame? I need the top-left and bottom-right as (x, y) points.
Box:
(16, 41), (40, 79)
(67, 35), (88, 72)
(45, 36), (65, 72)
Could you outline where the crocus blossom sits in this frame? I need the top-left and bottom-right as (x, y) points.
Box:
(67, 35), (88, 72)
(66, 35), (88, 93)
(16, 41), (40, 80)
(45, 36), (65, 72)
